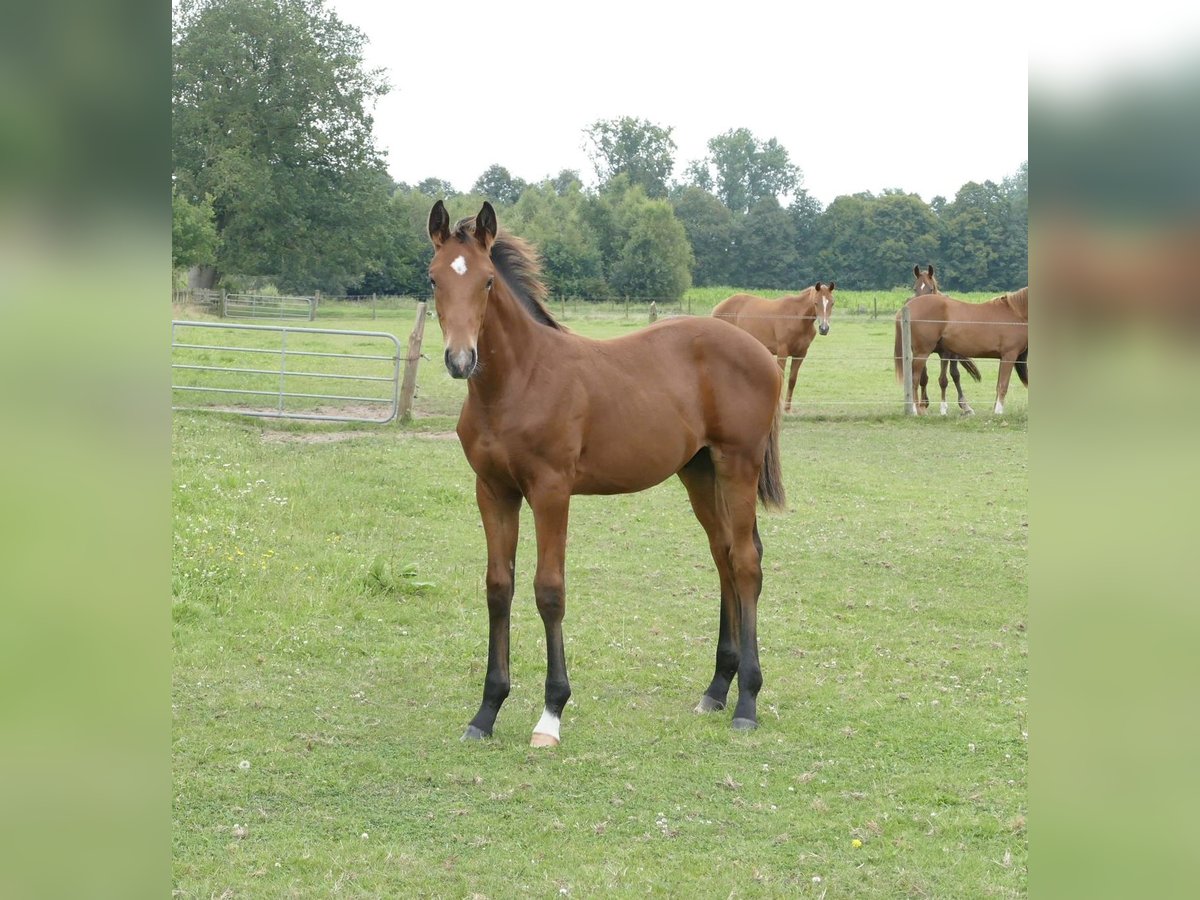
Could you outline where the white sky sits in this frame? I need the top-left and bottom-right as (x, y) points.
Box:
(329, 0), (1035, 207)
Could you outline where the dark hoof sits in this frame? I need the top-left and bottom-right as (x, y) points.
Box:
(694, 695), (726, 714)
(461, 725), (489, 741)
(731, 717), (758, 732)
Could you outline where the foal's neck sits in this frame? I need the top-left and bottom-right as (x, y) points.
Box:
(470, 282), (557, 401)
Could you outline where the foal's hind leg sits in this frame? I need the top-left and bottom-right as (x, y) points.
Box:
(938, 360), (951, 415)
(712, 451), (767, 730)
(678, 453), (738, 714)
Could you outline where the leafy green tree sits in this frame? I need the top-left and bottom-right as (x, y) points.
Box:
(788, 189), (826, 284)
(734, 197), (798, 290)
(937, 177), (1026, 291)
(812, 190), (939, 289)
(693, 128), (800, 213)
(551, 169), (583, 196)
(172, 0), (393, 293)
(609, 198), (693, 301)
(348, 187), (432, 296)
(583, 117), (676, 199)
(671, 186), (737, 287)
(508, 181), (606, 299)
(472, 165), (528, 205)
(171, 186), (219, 271)
(415, 178), (458, 199)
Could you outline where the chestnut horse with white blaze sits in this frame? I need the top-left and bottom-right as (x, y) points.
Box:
(711, 282), (837, 413)
(895, 283), (1029, 415)
(427, 201), (786, 747)
(912, 264), (982, 415)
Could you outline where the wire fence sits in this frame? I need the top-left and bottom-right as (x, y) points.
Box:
(169, 289), (1027, 424)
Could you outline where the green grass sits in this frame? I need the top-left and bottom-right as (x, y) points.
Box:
(172, 315), (1027, 898)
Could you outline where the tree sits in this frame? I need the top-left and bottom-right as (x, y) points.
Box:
(583, 117), (676, 199)
(937, 180), (1025, 291)
(605, 188), (693, 300)
(788, 189), (825, 284)
(812, 191), (939, 289)
(507, 181), (606, 299)
(415, 178), (458, 199)
(735, 197), (798, 290)
(694, 128), (800, 213)
(671, 186), (738, 287)
(171, 186), (219, 271)
(472, 165), (527, 205)
(172, 0), (392, 293)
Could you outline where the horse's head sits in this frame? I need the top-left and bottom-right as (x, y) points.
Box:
(913, 264), (939, 296)
(428, 200), (498, 379)
(813, 281), (836, 335)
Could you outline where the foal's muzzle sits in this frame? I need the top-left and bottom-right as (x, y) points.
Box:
(444, 347), (477, 379)
(818, 323), (830, 336)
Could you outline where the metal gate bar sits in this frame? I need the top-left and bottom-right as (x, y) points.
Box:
(171, 320), (403, 424)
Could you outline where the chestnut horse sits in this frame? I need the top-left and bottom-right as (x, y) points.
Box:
(912, 264), (982, 415)
(895, 285), (1029, 414)
(711, 282), (837, 413)
(428, 201), (786, 747)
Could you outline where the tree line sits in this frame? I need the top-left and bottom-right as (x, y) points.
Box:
(172, 0), (1027, 300)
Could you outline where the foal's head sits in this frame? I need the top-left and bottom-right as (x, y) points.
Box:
(428, 200), (498, 379)
(913, 264), (939, 295)
(813, 281), (836, 335)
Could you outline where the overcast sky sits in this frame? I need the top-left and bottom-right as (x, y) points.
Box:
(327, 1), (1033, 207)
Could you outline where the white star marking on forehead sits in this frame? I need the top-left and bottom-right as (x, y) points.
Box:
(451, 255), (467, 275)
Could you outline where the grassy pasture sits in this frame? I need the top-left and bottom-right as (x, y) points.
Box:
(172, 311), (1027, 897)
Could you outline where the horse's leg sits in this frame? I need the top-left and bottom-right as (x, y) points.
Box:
(713, 452), (766, 730)
(785, 354), (804, 414)
(938, 360), (951, 416)
(463, 479), (521, 741)
(528, 486), (572, 748)
(950, 360), (975, 415)
(994, 356), (1017, 415)
(677, 453), (737, 714)
(913, 357), (930, 414)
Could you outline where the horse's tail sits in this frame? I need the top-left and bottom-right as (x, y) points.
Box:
(1015, 348), (1028, 386)
(961, 357), (982, 382)
(758, 403), (787, 510)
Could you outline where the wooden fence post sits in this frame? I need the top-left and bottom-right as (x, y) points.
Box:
(219, 288), (227, 319)
(901, 305), (915, 415)
(371, 293), (377, 320)
(649, 301), (657, 323)
(397, 301), (428, 422)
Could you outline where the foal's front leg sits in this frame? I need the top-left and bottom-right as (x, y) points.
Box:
(462, 480), (521, 741)
(529, 488), (572, 748)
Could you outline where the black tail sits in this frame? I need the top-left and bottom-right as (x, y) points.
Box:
(757, 403), (786, 510)
(961, 358), (982, 382)
(1015, 349), (1028, 386)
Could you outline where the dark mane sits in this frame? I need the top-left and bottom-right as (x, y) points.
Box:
(452, 216), (565, 331)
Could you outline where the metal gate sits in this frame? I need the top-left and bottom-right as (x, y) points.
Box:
(171, 320), (403, 424)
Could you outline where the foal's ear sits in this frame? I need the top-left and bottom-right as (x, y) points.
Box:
(828, 281), (836, 291)
(813, 281), (824, 291)
(428, 200), (451, 247)
(926, 264), (935, 277)
(475, 201), (498, 250)
(914, 264), (921, 277)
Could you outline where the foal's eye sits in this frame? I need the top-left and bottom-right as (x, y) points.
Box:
(486, 277), (494, 291)
(429, 276), (436, 289)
